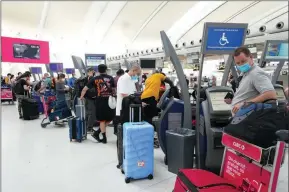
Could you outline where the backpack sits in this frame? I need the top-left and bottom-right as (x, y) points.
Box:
(224, 102), (288, 148)
(13, 80), (23, 94)
(74, 77), (87, 97)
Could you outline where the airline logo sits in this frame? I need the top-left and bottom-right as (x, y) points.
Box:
(233, 142), (245, 150)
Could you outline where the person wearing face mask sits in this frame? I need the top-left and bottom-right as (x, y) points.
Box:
(226, 47), (277, 115)
(116, 65), (141, 121)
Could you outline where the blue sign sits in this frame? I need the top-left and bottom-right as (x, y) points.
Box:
(65, 68), (75, 74)
(205, 27), (246, 51)
(31, 67), (42, 74)
(85, 54), (106, 72)
(49, 63), (63, 72)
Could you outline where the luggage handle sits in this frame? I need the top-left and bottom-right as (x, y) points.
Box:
(129, 105), (142, 122)
(130, 122), (146, 125)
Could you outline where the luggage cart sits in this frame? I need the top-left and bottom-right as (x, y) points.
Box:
(1, 86), (14, 104)
(40, 95), (74, 128)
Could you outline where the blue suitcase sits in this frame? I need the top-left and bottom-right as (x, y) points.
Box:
(123, 121), (154, 183)
(68, 104), (87, 142)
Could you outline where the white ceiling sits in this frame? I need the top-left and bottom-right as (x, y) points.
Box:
(2, 1), (288, 63)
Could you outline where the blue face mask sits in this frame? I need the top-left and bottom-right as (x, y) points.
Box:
(237, 63), (251, 73)
(131, 75), (138, 81)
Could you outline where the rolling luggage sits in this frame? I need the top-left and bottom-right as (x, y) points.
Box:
(117, 103), (142, 169)
(22, 97), (39, 120)
(122, 105), (154, 183)
(173, 169), (238, 192)
(68, 104), (87, 142)
(32, 94), (44, 114)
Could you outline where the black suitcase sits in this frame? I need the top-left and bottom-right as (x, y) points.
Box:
(120, 93), (142, 124)
(117, 103), (142, 169)
(224, 102), (288, 148)
(22, 97), (39, 120)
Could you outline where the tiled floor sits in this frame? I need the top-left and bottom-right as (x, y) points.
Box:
(2, 104), (288, 192)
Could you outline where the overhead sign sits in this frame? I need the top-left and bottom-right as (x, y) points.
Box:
(85, 54), (106, 72)
(30, 67), (42, 74)
(49, 63), (63, 73)
(201, 22), (248, 55)
(65, 68), (75, 74)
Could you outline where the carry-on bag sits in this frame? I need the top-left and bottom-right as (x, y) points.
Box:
(122, 108), (154, 183)
(121, 94), (142, 123)
(32, 93), (44, 114)
(173, 169), (238, 192)
(69, 104), (86, 142)
(117, 104), (142, 169)
(22, 94), (39, 120)
(224, 102), (288, 148)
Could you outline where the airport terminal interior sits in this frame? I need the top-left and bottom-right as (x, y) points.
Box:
(1, 1), (289, 192)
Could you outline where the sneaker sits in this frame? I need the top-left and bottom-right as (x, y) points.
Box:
(101, 132), (107, 144)
(101, 137), (107, 144)
(91, 129), (101, 142)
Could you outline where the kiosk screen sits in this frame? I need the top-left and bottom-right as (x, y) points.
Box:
(275, 88), (286, 100)
(209, 92), (231, 111)
(265, 42), (288, 60)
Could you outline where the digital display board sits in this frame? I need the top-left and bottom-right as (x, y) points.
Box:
(85, 54), (106, 72)
(49, 63), (63, 72)
(265, 42), (288, 60)
(209, 92), (231, 112)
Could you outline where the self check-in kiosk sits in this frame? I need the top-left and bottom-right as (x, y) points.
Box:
(195, 22), (248, 170)
(200, 86), (233, 173)
(72, 55), (86, 78)
(48, 63), (64, 78)
(29, 67), (42, 82)
(156, 90), (184, 164)
(65, 68), (75, 78)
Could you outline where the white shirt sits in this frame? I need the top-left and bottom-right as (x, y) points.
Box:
(116, 73), (136, 116)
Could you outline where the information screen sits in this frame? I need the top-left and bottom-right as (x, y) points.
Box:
(86, 56), (105, 66)
(140, 59), (156, 68)
(13, 43), (40, 59)
(209, 92), (231, 111)
(265, 42), (288, 60)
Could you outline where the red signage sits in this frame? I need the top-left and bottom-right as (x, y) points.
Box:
(1, 36), (50, 64)
(221, 150), (271, 192)
(222, 133), (263, 162)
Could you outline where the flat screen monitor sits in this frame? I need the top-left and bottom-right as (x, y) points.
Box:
(31, 67), (42, 74)
(265, 42), (288, 60)
(65, 68), (75, 74)
(140, 59), (156, 69)
(13, 43), (40, 59)
(209, 92), (232, 112)
(49, 63), (63, 72)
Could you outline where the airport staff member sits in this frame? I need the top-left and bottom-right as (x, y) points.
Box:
(225, 47), (277, 115)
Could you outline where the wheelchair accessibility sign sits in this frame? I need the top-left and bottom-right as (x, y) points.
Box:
(201, 23), (248, 54)
(219, 33), (229, 46)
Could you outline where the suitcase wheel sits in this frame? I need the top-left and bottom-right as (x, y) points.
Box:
(125, 177), (131, 184)
(148, 174), (153, 180)
(121, 169), (124, 174)
(41, 123), (47, 128)
(78, 139), (82, 143)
